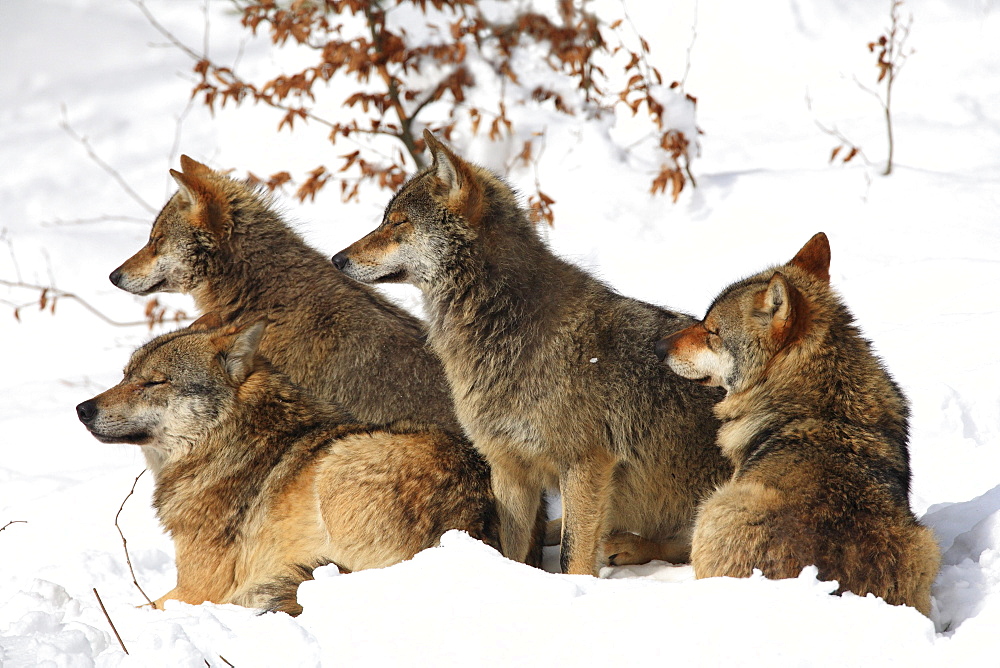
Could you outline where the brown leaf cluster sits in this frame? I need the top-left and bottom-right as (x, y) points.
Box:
(183, 0), (695, 216)
(144, 297), (187, 330)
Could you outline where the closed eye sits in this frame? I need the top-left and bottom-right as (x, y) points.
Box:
(142, 380), (167, 388)
(704, 329), (721, 351)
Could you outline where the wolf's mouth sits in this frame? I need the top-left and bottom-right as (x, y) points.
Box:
(135, 278), (168, 296)
(89, 429), (153, 445)
(374, 268), (408, 284)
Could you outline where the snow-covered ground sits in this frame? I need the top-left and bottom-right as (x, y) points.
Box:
(2, 0), (999, 665)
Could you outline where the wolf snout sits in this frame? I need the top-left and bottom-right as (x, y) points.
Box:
(109, 267), (124, 287)
(331, 251), (350, 271)
(76, 399), (98, 425)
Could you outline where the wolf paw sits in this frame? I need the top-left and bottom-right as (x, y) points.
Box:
(603, 531), (644, 566)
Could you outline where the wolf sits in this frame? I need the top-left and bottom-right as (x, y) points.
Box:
(332, 130), (731, 576)
(75, 319), (499, 615)
(109, 155), (460, 432)
(658, 232), (940, 615)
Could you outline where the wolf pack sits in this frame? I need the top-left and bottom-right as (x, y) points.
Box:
(76, 131), (940, 618)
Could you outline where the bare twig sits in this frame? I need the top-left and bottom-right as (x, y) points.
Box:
(0, 279), (189, 328)
(94, 588), (130, 655)
(679, 0), (698, 92)
(0, 520), (27, 533)
(814, 1), (912, 177)
(806, 92), (873, 168)
(167, 96), (197, 194)
(59, 105), (157, 214)
(131, 0), (202, 61)
(1, 229), (23, 283)
(40, 215), (149, 228)
(116, 469), (154, 606)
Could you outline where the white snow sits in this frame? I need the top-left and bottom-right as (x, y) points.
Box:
(2, 0), (999, 665)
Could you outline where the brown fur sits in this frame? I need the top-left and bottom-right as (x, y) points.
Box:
(75, 323), (499, 614)
(661, 232), (940, 615)
(109, 156), (460, 432)
(333, 131), (731, 575)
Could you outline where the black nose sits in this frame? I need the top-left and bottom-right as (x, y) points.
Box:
(331, 251), (349, 271)
(76, 399), (98, 425)
(109, 268), (123, 287)
(654, 337), (671, 362)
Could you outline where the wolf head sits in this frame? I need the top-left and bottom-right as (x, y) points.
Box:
(109, 155), (239, 296)
(76, 318), (265, 469)
(657, 233), (831, 393)
(332, 130), (525, 288)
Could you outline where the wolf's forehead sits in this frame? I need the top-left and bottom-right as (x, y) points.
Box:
(706, 276), (770, 317)
(382, 168), (435, 216)
(124, 331), (205, 375)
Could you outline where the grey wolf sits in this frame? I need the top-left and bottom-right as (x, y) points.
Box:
(659, 232), (939, 615)
(75, 320), (499, 614)
(109, 155), (460, 432)
(332, 130), (731, 575)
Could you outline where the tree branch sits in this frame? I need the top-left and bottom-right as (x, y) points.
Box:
(116, 469), (154, 606)
(59, 106), (157, 214)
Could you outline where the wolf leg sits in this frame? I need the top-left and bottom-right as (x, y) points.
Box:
(488, 453), (544, 564)
(559, 450), (617, 576)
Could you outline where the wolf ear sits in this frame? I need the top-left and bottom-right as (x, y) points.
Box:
(762, 272), (793, 327)
(188, 311), (224, 332)
(168, 165), (233, 240)
(422, 129), (483, 223)
(216, 321), (266, 384)
(789, 232), (831, 283)
(179, 154), (214, 178)
(169, 169), (197, 207)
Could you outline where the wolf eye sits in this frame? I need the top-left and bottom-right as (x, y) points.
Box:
(704, 329), (721, 351)
(142, 379), (167, 388)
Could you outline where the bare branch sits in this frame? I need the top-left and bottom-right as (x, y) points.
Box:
(131, 0), (203, 61)
(93, 588), (130, 655)
(59, 106), (157, 214)
(680, 1), (699, 92)
(0, 520), (27, 533)
(0, 279), (191, 328)
(40, 215), (149, 228)
(116, 469), (154, 607)
(1, 229), (22, 283)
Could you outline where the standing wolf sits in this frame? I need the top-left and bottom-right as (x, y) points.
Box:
(76, 320), (499, 615)
(659, 232), (939, 615)
(109, 155), (459, 432)
(332, 131), (730, 575)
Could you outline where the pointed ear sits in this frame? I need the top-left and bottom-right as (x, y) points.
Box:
(216, 321), (266, 384)
(179, 154), (214, 178)
(423, 129), (483, 223)
(168, 165), (232, 239)
(188, 311), (224, 332)
(169, 169), (196, 207)
(423, 129), (462, 191)
(789, 232), (831, 283)
(762, 272), (793, 325)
